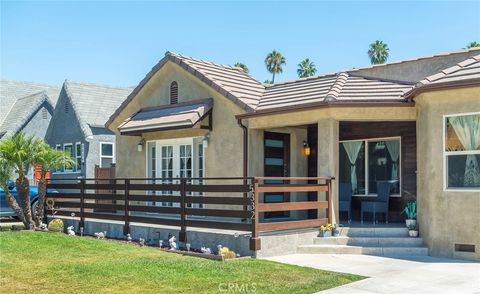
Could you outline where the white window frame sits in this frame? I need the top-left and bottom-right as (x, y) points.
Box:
(443, 111), (480, 192)
(52, 144), (62, 173)
(339, 136), (402, 197)
(63, 143), (74, 172)
(75, 142), (83, 172)
(99, 142), (115, 168)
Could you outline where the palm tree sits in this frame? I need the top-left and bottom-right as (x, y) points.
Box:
(265, 50), (286, 83)
(297, 58), (317, 78)
(368, 40), (390, 64)
(33, 141), (75, 226)
(0, 132), (39, 228)
(466, 41), (480, 48)
(263, 79), (272, 85)
(0, 132), (75, 228)
(0, 156), (26, 226)
(234, 62), (249, 74)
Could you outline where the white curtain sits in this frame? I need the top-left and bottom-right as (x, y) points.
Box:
(342, 141), (363, 193)
(385, 140), (400, 180)
(450, 115), (480, 187)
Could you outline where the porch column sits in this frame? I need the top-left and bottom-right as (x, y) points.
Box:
(317, 118), (339, 225)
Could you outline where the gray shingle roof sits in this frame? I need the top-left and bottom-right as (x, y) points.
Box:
(63, 80), (133, 138)
(256, 72), (413, 111)
(0, 80), (60, 124)
(416, 54), (480, 86)
(0, 91), (51, 138)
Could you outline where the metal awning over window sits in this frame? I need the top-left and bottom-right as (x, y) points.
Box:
(118, 98), (213, 135)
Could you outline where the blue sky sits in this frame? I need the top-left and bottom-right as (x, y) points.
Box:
(1, 1), (479, 87)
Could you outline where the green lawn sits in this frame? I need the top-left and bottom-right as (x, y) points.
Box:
(0, 232), (363, 293)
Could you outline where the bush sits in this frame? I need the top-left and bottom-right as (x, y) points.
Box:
(48, 219), (64, 232)
(219, 247), (236, 259)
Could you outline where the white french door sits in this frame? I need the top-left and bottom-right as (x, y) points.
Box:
(147, 137), (204, 208)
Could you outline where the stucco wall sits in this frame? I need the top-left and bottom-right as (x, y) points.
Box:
(416, 86), (480, 261)
(109, 62), (244, 181)
(353, 50), (480, 82)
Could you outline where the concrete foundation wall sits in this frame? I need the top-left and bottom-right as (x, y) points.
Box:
(416, 86), (480, 261)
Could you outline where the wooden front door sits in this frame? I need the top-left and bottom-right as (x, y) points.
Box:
(264, 132), (290, 219)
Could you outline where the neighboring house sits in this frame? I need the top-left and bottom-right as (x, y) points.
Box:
(0, 80), (60, 139)
(105, 48), (479, 261)
(45, 80), (132, 179)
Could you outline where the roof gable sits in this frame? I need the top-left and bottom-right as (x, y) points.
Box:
(62, 80), (133, 138)
(0, 80), (60, 124)
(417, 54), (480, 86)
(0, 91), (51, 138)
(106, 51), (264, 128)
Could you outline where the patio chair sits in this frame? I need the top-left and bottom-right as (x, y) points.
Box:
(339, 183), (352, 223)
(361, 181), (392, 224)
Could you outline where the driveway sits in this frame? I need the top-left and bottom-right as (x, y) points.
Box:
(265, 254), (480, 294)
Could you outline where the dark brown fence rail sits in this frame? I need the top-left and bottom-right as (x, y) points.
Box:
(46, 176), (334, 251)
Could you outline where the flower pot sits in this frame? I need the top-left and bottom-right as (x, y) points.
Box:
(320, 231), (332, 237)
(408, 230), (418, 237)
(405, 219), (417, 227)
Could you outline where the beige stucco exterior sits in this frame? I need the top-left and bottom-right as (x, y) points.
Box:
(108, 58), (479, 260)
(415, 86), (480, 261)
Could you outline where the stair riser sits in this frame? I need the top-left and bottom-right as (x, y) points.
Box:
(313, 237), (424, 247)
(339, 228), (409, 237)
(297, 246), (428, 256)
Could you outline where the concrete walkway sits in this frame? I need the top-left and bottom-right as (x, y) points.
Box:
(265, 254), (480, 294)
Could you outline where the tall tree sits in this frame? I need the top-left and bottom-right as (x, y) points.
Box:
(297, 58), (317, 78)
(234, 62), (249, 74)
(466, 41), (480, 48)
(265, 50), (286, 83)
(368, 40), (390, 65)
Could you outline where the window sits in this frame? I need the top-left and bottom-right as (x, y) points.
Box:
(170, 81), (178, 104)
(444, 112), (480, 191)
(42, 108), (48, 119)
(339, 138), (401, 196)
(100, 143), (114, 168)
(63, 144), (73, 172)
(53, 144), (61, 172)
(75, 143), (83, 172)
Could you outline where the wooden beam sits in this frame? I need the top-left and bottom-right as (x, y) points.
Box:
(258, 201), (328, 212)
(256, 184), (328, 193)
(258, 218), (328, 232)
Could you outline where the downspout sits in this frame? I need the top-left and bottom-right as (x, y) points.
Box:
(237, 118), (248, 179)
(237, 118), (249, 215)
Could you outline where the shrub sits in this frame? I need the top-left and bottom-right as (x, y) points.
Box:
(48, 219), (64, 232)
(219, 247), (236, 259)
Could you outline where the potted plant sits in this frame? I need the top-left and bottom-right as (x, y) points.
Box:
(333, 224), (342, 236)
(319, 224), (333, 237)
(408, 223), (419, 237)
(401, 201), (417, 228)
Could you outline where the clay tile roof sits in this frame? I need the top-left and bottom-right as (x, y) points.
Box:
(416, 54), (480, 86)
(255, 72), (413, 112)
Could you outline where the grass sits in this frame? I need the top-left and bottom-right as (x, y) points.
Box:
(0, 232), (363, 293)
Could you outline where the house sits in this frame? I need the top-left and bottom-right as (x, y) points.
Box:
(106, 48), (480, 260)
(0, 80), (60, 140)
(45, 80), (132, 179)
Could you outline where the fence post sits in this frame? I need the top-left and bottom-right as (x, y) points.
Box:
(123, 179), (130, 235)
(250, 178), (261, 251)
(179, 178), (187, 243)
(79, 179), (85, 229)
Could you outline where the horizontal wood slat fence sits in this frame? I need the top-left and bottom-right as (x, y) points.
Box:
(46, 176), (334, 251)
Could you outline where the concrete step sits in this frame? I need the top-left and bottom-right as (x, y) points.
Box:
(313, 236), (424, 247)
(297, 244), (429, 256)
(338, 227), (409, 237)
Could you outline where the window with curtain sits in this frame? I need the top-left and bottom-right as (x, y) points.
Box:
(340, 138), (401, 196)
(444, 113), (480, 190)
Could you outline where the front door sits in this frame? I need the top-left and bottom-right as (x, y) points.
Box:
(264, 132), (290, 219)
